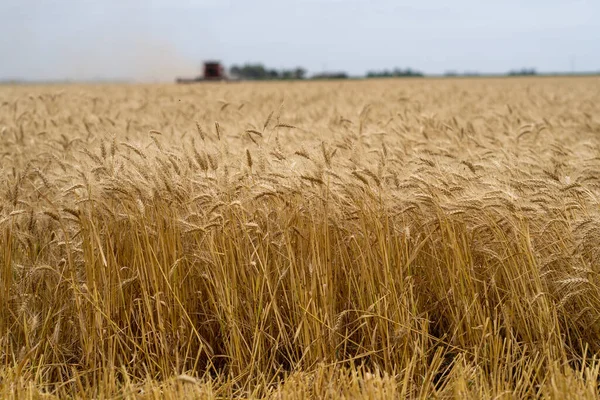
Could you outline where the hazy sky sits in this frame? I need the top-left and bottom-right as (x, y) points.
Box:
(2, 0), (599, 81)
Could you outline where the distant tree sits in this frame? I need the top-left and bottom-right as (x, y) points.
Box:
(246, 64), (267, 79)
(228, 64), (267, 79)
(294, 67), (307, 80)
(230, 65), (241, 77)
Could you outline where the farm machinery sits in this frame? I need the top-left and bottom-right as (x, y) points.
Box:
(176, 61), (227, 83)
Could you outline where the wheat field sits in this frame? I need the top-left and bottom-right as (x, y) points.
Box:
(1, 77), (600, 398)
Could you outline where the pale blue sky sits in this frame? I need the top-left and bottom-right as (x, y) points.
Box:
(1, 0), (598, 81)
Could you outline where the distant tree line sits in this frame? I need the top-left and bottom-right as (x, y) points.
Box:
(443, 69), (540, 77)
(366, 68), (424, 78)
(507, 68), (537, 76)
(229, 64), (307, 80)
(224, 64), (543, 81)
(311, 72), (349, 80)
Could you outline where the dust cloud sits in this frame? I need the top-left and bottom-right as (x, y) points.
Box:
(62, 34), (201, 83)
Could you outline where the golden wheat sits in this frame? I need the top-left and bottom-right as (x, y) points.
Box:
(0, 77), (600, 398)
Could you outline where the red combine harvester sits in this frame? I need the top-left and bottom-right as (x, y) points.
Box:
(176, 61), (227, 83)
